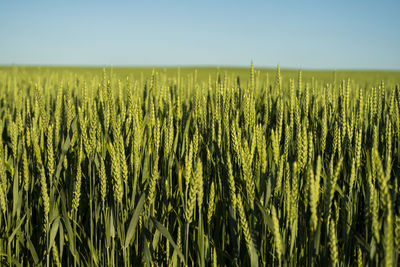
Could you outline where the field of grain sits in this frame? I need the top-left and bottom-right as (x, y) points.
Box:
(0, 65), (399, 266)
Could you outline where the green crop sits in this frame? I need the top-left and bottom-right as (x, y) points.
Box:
(0, 65), (399, 266)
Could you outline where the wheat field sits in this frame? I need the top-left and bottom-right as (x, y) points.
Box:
(0, 65), (399, 266)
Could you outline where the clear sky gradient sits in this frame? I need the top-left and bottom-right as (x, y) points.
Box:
(0, 0), (399, 69)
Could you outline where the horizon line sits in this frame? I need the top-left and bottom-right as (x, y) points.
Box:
(1, 64), (400, 72)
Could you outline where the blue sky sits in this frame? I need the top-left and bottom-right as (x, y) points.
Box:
(0, 0), (399, 69)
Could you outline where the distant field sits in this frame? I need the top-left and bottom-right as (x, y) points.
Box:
(1, 65), (400, 85)
(0, 65), (399, 266)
